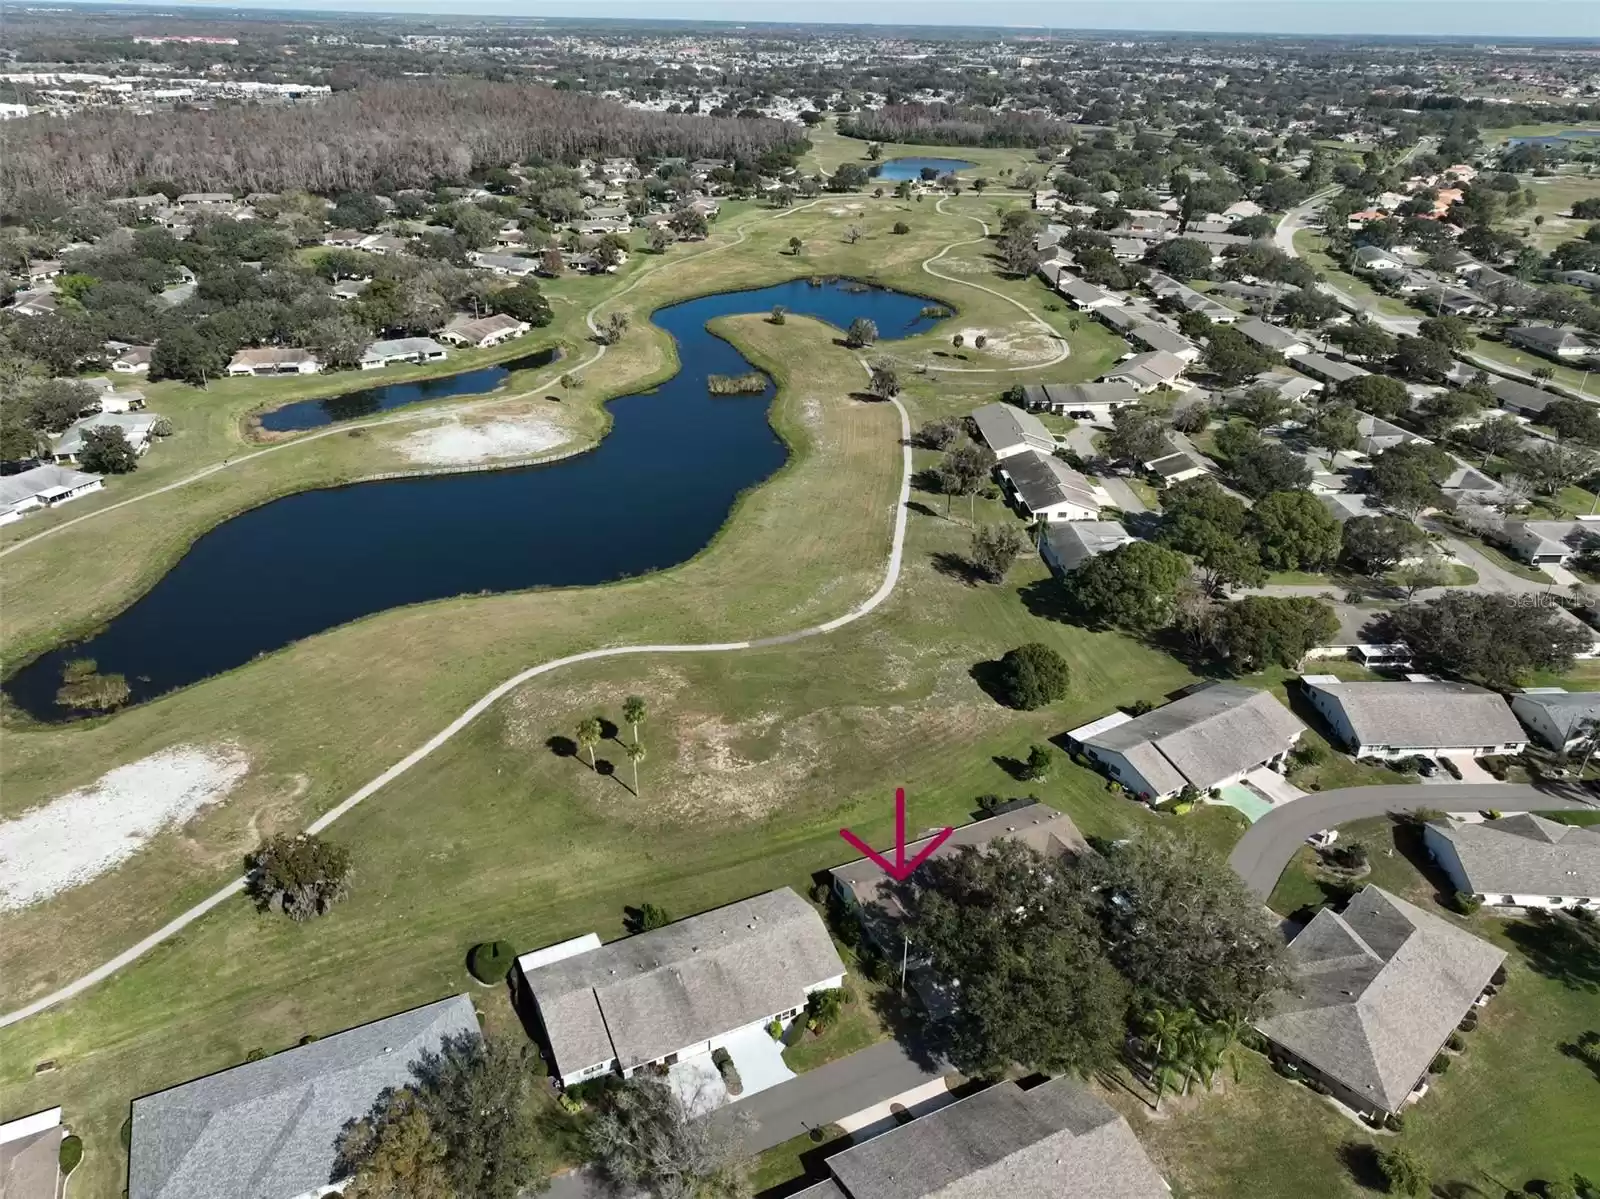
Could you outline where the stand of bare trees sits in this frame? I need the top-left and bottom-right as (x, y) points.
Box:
(1, 79), (808, 200)
(839, 102), (1076, 148)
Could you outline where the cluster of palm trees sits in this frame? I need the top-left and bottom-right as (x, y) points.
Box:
(1137, 1007), (1252, 1109)
(575, 695), (650, 795)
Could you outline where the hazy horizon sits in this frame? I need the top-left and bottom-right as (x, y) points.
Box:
(58, 0), (1600, 39)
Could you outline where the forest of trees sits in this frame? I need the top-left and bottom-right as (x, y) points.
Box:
(839, 102), (1079, 148)
(0, 79), (810, 200)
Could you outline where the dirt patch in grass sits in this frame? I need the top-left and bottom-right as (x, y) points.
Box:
(399, 410), (570, 465)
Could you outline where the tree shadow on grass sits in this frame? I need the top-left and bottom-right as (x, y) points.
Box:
(546, 735), (577, 759)
(992, 754), (1031, 781)
(1503, 912), (1600, 993)
(969, 659), (1016, 709)
(1336, 1142), (1387, 1193)
(906, 500), (945, 520)
(1287, 876), (1361, 927)
(1390, 815), (1462, 906)
(931, 551), (984, 586)
(1016, 577), (1079, 625)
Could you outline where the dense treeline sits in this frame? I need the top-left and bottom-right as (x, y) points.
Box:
(0, 79), (806, 200)
(839, 102), (1079, 149)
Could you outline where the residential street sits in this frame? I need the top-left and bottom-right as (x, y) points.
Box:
(1063, 424), (1147, 513)
(1227, 781), (1597, 897)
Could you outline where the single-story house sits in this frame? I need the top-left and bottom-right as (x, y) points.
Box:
(1255, 885), (1505, 1119)
(998, 450), (1107, 522)
(1235, 317), (1310, 358)
(1143, 440), (1210, 485)
(1441, 462), (1506, 505)
(1104, 351), (1189, 393)
(130, 995), (478, 1199)
(111, 345), (153, 374)
(969, 402), (1056, 459)
(1055, 273), (1120, 311)
(1019, 382), (1141, 421)
(1094, 304), (1142, 334)
(1317, 491), (1389, 523)
(331, 280), (367, 302)
(1302, 604), (1410, 668)
(357, 233), (410, 257)
(226, 348), (321, 377)
(1129, 323), (1201, 362)
(321, 228), (366, 248)
(1510, 687), (1600, 750)
(1357, 413), (1427, 455)
(1559, 269), (1600, 293)
(6, 290), (58, 317)
(1351, 245), (1405, 273)
(1041, 520), (1133, 575)
(1151, 279), (1238, 323)
(98, 388), (146, 414)
(1501, 519), (1596, 567)
(1299, 676), (1529, 758)
(793, 1076), (1169, 1199)
(1551, 604), (1600, 659)
(518, 887), (845, 1089)
(1293, 353), (1368, 387)
(1246, 369), (1321, 405)
(1109, 236), (1145, 261)
(1507, 325), (1594, 362)
(0, 1108), (65, 1199)
(0, 465), (103, 524)
(470, 252), (541, 277)
(438, 313), (529, 348)
(1068, 682), (1306, 801)
(174, 192), (233, 207)
(24, 260), (62, 283)
(51, 413), (162, 465)
(1425, 814), (1600, 910)
(359, 337), (448, 370)
(1492, 378), (1563, 420)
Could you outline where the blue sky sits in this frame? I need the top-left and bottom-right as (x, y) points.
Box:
(84, 0), (1600, 38)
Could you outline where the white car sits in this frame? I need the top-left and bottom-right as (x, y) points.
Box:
(1306, 829), (1339, 849)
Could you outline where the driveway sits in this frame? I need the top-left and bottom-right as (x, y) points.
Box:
(834, 1077), (958, 1143)
(1436, 753), (1498, 784)
(1243, 766), (1307, 806)
(1227, 781), (1596, 897)
(1064, 424), (1146, 514)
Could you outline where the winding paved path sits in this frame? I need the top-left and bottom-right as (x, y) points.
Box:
(1228, 781), (1596, 898)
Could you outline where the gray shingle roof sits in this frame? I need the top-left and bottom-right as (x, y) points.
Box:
(129, 994), (479, 1199)
(822, 1076), (1168, 1198)
(1082, 683), (1305, 793)
(1129, 324), (1197, 357)
(1294, 353), (1369, 384)
(1428, 814), (1600, 898)
(1105, 351), (1187, 390)
(1305, 680), (1527, 750)
(1511, 689), (1600, 746)
(1235, 318), (1308, 354)
(522, 888), (844, 1076)
(969, 403), (1054, 456)
(1020, 382), (1139, 412)
(1256, 886), (1505, 1113)
(1041, 520), (1132, 572)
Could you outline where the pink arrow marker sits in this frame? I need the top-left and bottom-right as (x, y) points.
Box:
(839, 788), (954, 882)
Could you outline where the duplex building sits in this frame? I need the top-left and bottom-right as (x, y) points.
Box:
(51, 412), (163, 465)
(1234, 317), (1311, 359)
(1506, 325), (1594, 362)
(1510, 687), (1600, 750)
(1293, 353), (1368, 387)
(997, 450), (1106, 522)
(1425, 814), (1600, 910)
(1041, 519), (1133, 575)
(1502, 519), (1595, 567)
(1069, 683), (1305, 801)
(1255, 886), (1504, 1119)
(793, 1076), (1169, 1199)
(1018, 381), (1140, 422)
(1104, 351), (1190, 393)
(129, 994), (479, 1199)
(518, 888), (844, 1089)
(969, 402), (1055, 459)
(358, 337), (448, 370)
(0, 465), (103, 525)
(1299, 677), (1528, 759)
(226, 348), (321, 377)
(1129, 323), (1201, 362)
(438, 313), (529, 348)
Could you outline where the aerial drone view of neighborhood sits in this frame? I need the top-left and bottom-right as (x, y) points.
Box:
(1, 1), (1599, 1196)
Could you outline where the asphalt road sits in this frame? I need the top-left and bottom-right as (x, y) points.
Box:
(1227, 781), (1597, 897)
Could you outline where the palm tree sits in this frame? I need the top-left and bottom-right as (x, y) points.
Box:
(626, 741), (646, 795)
(576, 717), (602, 770)
(1207, 1013), (1252, 1085)
(622, 695), (647, 744)
(1140, 1008), (1196, 1109)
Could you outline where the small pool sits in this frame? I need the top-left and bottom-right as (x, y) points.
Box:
(871, 156), (976, 182)
(1213, 785), (1273, 824)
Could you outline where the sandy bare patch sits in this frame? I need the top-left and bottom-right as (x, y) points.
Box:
(0, 745), (250, 911)
(400, 414), (568, 466)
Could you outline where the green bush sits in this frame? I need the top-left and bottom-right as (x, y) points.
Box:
(994, 643), (1071, 710)
(59, 1135), (83, 1174)
(806, 987), (846, 1031)
(1430, 1053), (1450, 1074)
(1378, 1146), (1428, 1196)
(1383, 1111), (1404, 1132)
(1452, 891), (1483, 916)
(767, 1020), (783, 1040)
(468, 940), (516, 984)
(1447, 1032), (1464, 1051)
(244, 1048), (266, 1062)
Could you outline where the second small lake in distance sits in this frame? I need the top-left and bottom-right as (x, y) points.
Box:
(871, 156), (977, 181)
(5, 279), (944, 721)
(256, 345), (560, 432)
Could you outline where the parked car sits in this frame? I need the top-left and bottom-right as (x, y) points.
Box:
(1417, 757), (1439, 778)
(1306, 829), (1339, 848)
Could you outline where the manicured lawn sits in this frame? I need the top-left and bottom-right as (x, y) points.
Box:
(801, 119), (1042, 184)
(1450, 529), (1552, 582)
(1293, 231), (1416, 319)
(1469, 335), (1597, 396)
(1504, 174), (1600, 251)
(748, 1125), (848, 1194)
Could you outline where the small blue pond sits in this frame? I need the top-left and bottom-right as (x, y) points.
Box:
(4, 279), (943, 720)
(256, 345), (561, 432)
(871, 157), (976, 182)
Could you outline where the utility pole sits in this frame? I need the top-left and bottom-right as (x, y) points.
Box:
(900, 932), (909, 997)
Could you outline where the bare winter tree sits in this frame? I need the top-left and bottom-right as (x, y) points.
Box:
(588, 1077), (750, 1199)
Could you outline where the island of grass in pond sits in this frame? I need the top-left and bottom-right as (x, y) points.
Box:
(871, 157), (976, 181)
(706, 372), (768, 395)
(5, 279), (944, 720)
(256, 346), (561, 432)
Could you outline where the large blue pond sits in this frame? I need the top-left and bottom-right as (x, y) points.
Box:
(871, 156), (976, 181)
(4, 279), (941, 720)
(256, 346), (561, 432)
